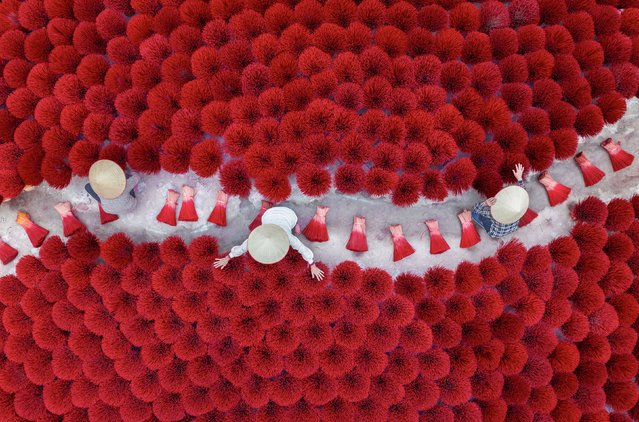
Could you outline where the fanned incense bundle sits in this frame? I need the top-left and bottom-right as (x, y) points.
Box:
(99, 204), (119, 224)
(178, 185), (198, 222)
(303, 206), (330, 242)
(16, 211), (49, 247)
(208, 190), (229, 226)
(458, 210), (480, 249)
(0, 238), (18, 264)
(518, 208), (538, 227)
(425, 220), (450, 255)
(574, 152), (605, 187)
(249, 200), (273, 231)
(601, 138), (634, 172)
(390, 224), (415, 262)
(346, 216), (368, 252)
(538, 172), (571, 206)
(54, 201), (85, 237)
(157, 189), (180, 226)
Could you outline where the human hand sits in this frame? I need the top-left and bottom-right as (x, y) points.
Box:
(513, 163), (525, 181)
(484, 197), (497, 207)
(214, 256), (230, 269)
(310, 264), (324, 280)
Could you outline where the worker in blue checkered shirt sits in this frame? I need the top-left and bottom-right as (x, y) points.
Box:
(472, 163), (529, 238)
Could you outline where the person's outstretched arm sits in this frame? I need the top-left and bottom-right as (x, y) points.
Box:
(214, 239), (248, 268)
(288, 235), (324, 280)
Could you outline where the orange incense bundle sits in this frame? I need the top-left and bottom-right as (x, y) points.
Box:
(303, 205), (330, 242)
(390, 224), (415, 262)
(424, 219), (450, 254)
(157, 189), (180, 226)
(518, 208), (538, 227)
(178, 185), (198, 222)
(601, 138), (634, 172)
(346, 216), (368, 252)
(208, 190), (228, 226)
(0, 238), (18, 264)
(574, 152), (605, 187)
(54, 201), (85, 237)
(249, 200), (273, 231)
(16, 211), (49, 247)
(458, 210), (480, 249)
(538, 172), (571, 206)
(99, 204), (119, 224)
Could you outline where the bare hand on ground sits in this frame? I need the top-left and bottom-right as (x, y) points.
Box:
(310, 264), (324, 280)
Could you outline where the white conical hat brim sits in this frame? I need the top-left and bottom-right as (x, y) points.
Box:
(88, 160), (126, 199)
(248, 224), (290, 264)
(491, 185), (529, 224)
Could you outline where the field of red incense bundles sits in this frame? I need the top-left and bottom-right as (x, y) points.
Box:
(0, 194), (637, 420)
(1, 0), (639, 204)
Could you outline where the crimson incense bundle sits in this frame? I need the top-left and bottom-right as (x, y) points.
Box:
(249, 200), (273, 231)
(303, 206), (330, 242)
(346, 216), (368, 252)
(538, 172), (571, 206)
(601, 138), (634, 172)
(54, 201), (85, 237)
(425, 219), (449, 254)
(157, 189), (180, 226)
(389, 224), (415, 262)
(458, 210), (480, 249)
(519, 208), (538, 227)
(0, 238), (18, 264)
(178, 185), (198, 222)
(208, 190), (228, 226)
(99, 204), (119, 224)
(575, 152), (605, 187)
(16, 211), (49, 247)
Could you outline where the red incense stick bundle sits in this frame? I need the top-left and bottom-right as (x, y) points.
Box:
(99, 204), (119, 224)
(601, 138), (634, 172)
(54, 201), (85, 237)
(178, 185), (198, 222)
(390, 224), (415, 261)
(574, 152), (605, 187)
(157, 189), (180, 226)
(346, 216), (368, 252)
(538, 172), (571, 206)
(249, 200), (273, 231)
(16, 211), (49, 247)
(518, 208), (538, 227)
(303, 206), (330, 242)
(0, 238), (18, 264)
(458, 210), (480, 249)
(208, 190), (228, 226)
(425, 220), (449, 254)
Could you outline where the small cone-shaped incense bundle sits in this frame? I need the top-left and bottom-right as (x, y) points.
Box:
(458, 210), (480, 249)
(346, 216), (368, 252)
(390, 224), (415, 261)
(249, 200), (273, 231)
(0, 238), (18, 264)
(178, 185), (198, 222)
(518, 208), (538, 227)
(99, 204), (119, 224)
(16, 211), (49, 247)
(601, 138), (634, 172)
(54, 201), (85, 237)
(303, 206), (330, 242)
(157, 189), (180, 226)
(208, 190), (228, 226)
(538, 172), (571, 206)
(425, 219), (450, 254)
(574, 152), (605, 187)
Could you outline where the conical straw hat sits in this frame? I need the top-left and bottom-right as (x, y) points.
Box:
(248, 224), (290, 264)
(491, 185), (529, 224)
(88, 160), (126, 200)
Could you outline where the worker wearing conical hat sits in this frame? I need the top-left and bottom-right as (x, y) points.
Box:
(87, 160), (140, 214)
(215, 206), (325, 280)
(472, 163), (529, 238)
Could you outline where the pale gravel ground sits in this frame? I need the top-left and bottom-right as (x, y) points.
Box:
(2, 98), (639, 276)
